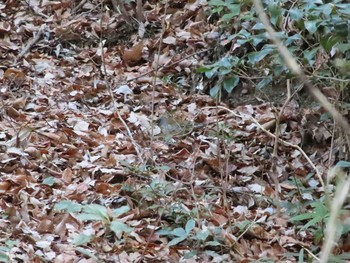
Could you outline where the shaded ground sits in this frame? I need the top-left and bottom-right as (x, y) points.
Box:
(0, 1), (348, 262)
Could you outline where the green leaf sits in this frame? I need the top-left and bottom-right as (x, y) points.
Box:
(321, 35), (342, 53)
(223, 76), (239, 93)
(158, 165), (171, 172)
(210, 85), (220, 98)
(168, 236), (186, 247)
(336, 43), (350, 53)
(256, 76), (272, 90)
(289, 8), (304, 21)
(301, 216), (323, 231)
(303, 47), (319, 66)
(75, 247), (99, 261)
(81, 204), (109, 222)
(113, 206), (130, 218)
(42, 176), (55, 186)
(157, 229), (172, 236)
(335, 161), (350, 168)
(227, 4), (240, 17)
(208, 0), (227, 7)
(252, 23), (265, 30)
(335, 4), (350, 16)
(205, 68), (217, 79)
(0, 252), (9, 263)
(248, 48), (273, 64)
(268, 3), (283, 26)
(54, 200), (82, 213)
(110, 220), (133, 236)
(289, 213), (316, 222)
(195, 230), (210, 241)
(196, 66), (214, 73)
(171, 227), (187, 237)
(73, 233), (93, 246)
(304, 20), (320, 34)
(77, 213), (106, 221)
(205, 240), (221, 246)
(185, 219), (196, 234)
(298, 248), (304, 263)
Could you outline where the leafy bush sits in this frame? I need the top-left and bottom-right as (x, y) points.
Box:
(200, 0), (350, 97)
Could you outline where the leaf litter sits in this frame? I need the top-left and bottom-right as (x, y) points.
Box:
(0, 0), (346, 262)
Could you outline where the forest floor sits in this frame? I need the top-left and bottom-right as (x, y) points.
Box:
(0, 1), (348, 262)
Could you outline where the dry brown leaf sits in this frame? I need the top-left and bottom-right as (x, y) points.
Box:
(122, 40), (144, 66)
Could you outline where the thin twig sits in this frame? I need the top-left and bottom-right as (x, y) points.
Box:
(112, 0), (132, 23)
(150, 4), (168, 140)
(269, 80), (293, 214)
(16, 25), (45, 62)
(127, 49), (211, 83)
(320, 170), (350, 263)
(72, 0), (88, 14)
(210, 105), (325, 190)
(99, 12), (144, 164)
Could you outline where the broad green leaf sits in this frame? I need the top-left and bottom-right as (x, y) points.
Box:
(73, 233), (93, 246)
(251, 33), (266, 46)
(54, 200), (82, 213)
(303, 47), (319, 66)
(268, 3), (283, 26)
(285, 34), (302, 45)
(183, 251), (197, 259)
(313, 202), (328, 215)
(168, 236), (186, 247)
(113, 205), (130, 217)
(81, 204), (109, 222)
(252, 23), (265, 30)
(217, 56), (233, 68)
(42, 176), (55, 186)
(289, 213), (316, 222)
(185, 219), (196, 234)
(208, 0), (228, 7)
(171, 227), (187, 237)
(336, 5), (350, 16)
(205, 240), (221, 246)
(210, 85), (220, 98)
(226, 4), (240, 17)
(77, 213), (106, 221)
(0, 253), (9, 263)
(110, 220), (133, 236)
(298, 248), (304, 263)
(195, 230), (210, 241)
(301, 216), (323, 231)
(196, 66), (214, 73)
(315, 3), (332, 16)
(304, 20), (320, 34)
(289, 8), (303, 21)
(248, 48), (273, 64)
(157, 229), (172, 236)
(336, 43), (350, 53)
(222, 12), (237, 21)
(335, 161), (350, 168)
(205, 68), (217, 79)
(321, 35), (342, 53)
(223, 76), (239, 93)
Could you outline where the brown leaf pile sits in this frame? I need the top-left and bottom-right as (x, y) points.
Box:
(0, 0), (346, 262)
